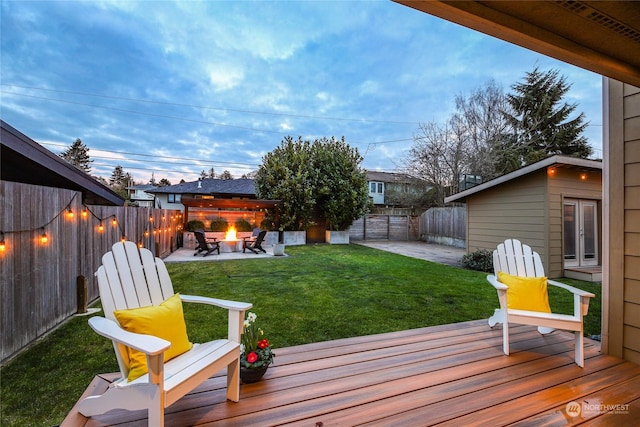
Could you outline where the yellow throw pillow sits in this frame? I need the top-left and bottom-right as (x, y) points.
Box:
(114, 293), (193, 381)
(498, 271), (552, 313)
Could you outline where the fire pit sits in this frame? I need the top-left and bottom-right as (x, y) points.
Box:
(220, 226), (242, 253)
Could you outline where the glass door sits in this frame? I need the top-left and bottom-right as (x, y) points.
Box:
(563, 199), (598, 268)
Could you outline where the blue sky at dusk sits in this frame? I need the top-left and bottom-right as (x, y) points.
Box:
(1, 1), (603, 184)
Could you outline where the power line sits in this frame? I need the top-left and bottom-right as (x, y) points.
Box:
(1, 84), (422, 125)
(42, 142), (261, 168)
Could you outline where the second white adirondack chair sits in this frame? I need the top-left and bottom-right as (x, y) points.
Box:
(77, 241), (252, 426)
(487, 239), (595, 367)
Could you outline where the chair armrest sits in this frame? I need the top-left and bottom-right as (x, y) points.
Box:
(547, 279), (595, 298)
(180, 295), (252, 343)
(180, 294), (252, 311)
(487, 274), (508, 290)
(88, 316), (170, 355)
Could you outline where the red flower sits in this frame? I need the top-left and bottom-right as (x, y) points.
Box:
(258, 339), (270, 349)
(247, 352), (258, 363)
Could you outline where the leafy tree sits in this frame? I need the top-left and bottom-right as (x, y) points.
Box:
(219, 170), (234, 180)
(59, 138), (92, 173)
(207, 168), (216, 178)
(255, 136), (370, 231)
(505, 67), (591, 164)
(199, 170), (207, 179)
(158, 178), (171, 187)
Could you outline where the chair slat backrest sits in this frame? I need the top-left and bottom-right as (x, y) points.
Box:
(493, 239), (545, 277)
(95, 241), (177, 378)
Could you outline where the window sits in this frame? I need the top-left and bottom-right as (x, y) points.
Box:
(168, 194), (181, 203)
(369, 182), (384, 193)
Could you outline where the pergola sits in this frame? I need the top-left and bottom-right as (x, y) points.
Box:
(180, 196), (281, 230)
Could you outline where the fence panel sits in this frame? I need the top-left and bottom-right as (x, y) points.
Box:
(1, 181), (180, 363)
(419, 206), (466, 247)
(349, 214), (419, 241)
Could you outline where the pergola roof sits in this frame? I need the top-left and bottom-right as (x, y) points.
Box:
(180, 196), (280, 210)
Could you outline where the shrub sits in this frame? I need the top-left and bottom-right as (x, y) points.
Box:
(210, 219), (229, 232)
(461, 248), (494, 272)
(186, 220), (205, 231)
(234, 218), (253, 232)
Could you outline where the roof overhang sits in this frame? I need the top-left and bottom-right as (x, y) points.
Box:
(395, 1), (640, 87)
(445, 155), (602, 203)
(180, 197), (280, 210)
(1, 120), (124, 206)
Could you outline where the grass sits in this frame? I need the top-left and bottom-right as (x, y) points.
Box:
(0, 244), (602, 426)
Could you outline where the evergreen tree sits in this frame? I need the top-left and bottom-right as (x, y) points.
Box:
(505, 67), (592, 164)
(158, 178), (171, 186)
(59, 138), (92, 173)
(108, 165), (131, 200)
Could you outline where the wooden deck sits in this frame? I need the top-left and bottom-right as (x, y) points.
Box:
(62, 319), (640, 426)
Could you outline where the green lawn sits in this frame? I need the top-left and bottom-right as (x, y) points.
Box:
(0, 244), (602, 426)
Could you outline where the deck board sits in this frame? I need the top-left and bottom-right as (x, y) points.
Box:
(61, 320), (640, 426)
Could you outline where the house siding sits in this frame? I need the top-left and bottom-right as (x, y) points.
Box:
(606, 79), (640, 364)
(547, 166), (602, 277)
(467, 171), (547, 266)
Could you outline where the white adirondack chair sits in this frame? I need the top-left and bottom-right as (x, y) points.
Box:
(77, 241), (252, 426)
(487, 239), (595, 367)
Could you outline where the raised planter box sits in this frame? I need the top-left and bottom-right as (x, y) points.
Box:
(282, 231), (306, 246)
(325, 230), (349, 244)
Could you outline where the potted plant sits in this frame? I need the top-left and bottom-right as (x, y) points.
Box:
(240, 312), (275, 383)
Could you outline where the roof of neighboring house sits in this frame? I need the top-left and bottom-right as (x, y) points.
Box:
(1, 120), (124, 206)
(366, 171), (424, 184)
(445, 155), (603, 204)
(127, 184), (156, 191)
(147, 178), (256, 197)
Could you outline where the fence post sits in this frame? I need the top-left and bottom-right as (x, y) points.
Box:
(76, 275), (88, 314)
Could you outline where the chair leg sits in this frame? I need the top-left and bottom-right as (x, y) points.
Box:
(488, 308), (503, 327)
(537, 326), (555, 334)
(575, 331), (584, 367)
(226, 358), (240, 402)
(503, 321), (510, 356)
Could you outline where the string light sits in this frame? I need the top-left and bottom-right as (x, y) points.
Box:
(0, 197), (177, 254)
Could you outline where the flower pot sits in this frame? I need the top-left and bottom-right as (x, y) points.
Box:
(240, 365), (268, 383)
(273, 243), (285, 256)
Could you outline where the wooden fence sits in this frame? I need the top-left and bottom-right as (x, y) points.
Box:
(349, 214), (420, 241)
(418, 206), (466, 247)
(0, 181), (180, 363)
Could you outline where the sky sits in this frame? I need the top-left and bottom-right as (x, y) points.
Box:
(1, 1), (603, 185)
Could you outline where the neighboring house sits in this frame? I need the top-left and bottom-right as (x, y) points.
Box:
(366, 171), (430, 207)
(147, 178), (273, 231)
(399, 1), (640, 363)
(445, 155), (603, 280)
(147, 178), (256, 210)
(126, 183), (156, 207)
